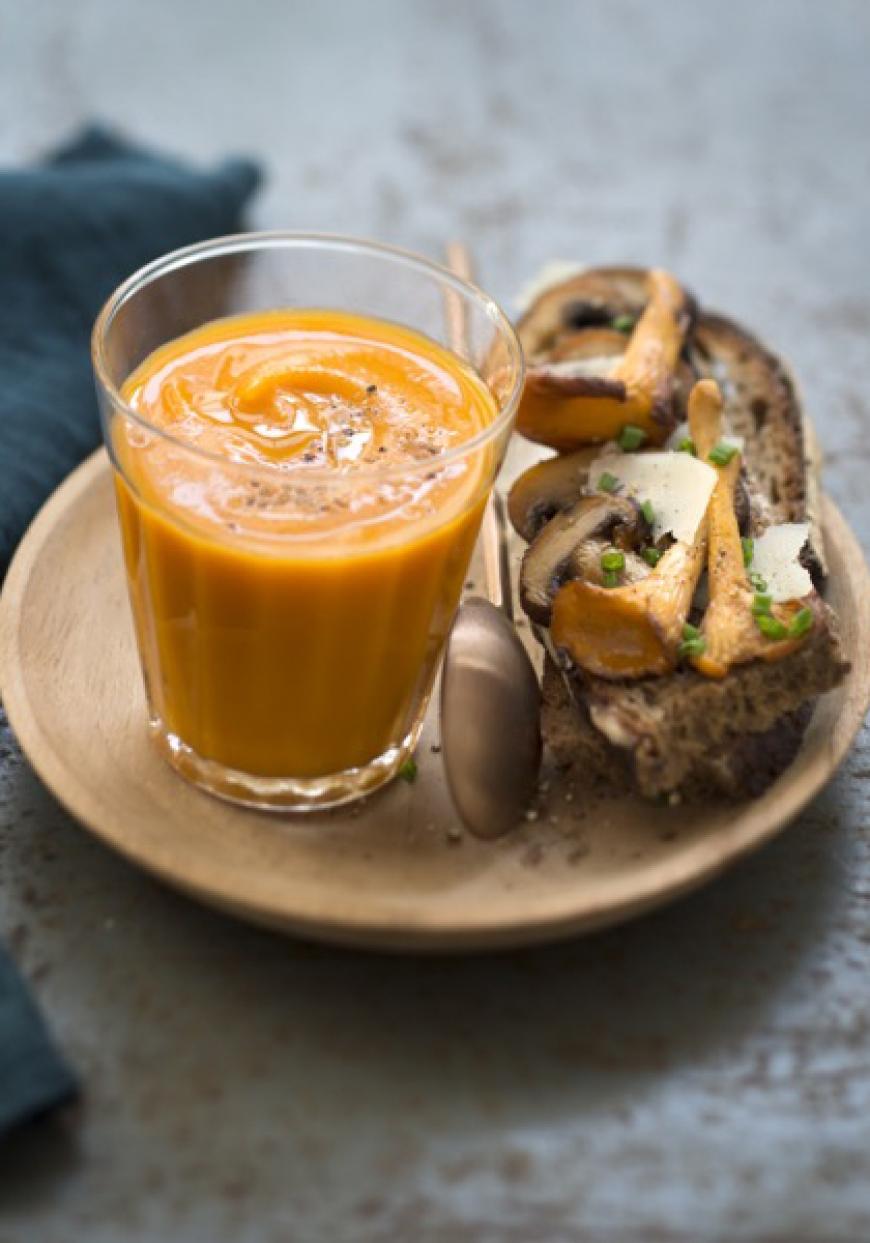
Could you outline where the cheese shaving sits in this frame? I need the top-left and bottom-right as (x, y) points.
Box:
(588, 451), (718, 543)
(538, 356), (620, 380)
(750, 523), (813, 602)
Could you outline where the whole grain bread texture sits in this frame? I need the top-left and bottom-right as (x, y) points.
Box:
(542, 598), (847, 800)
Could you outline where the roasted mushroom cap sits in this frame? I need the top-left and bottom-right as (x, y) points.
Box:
(516, 269), (695, 450)
(545, 327), (629, 365)
(518, 267), (671, 356)
(519, 493), (646, 625)
(507, 449), (597, 541)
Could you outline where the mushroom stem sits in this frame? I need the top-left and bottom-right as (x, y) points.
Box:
(517, 269), (691, 449)
(689, 381), (810, 678)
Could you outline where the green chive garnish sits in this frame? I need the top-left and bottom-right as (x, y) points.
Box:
(708, 441), (739, 467)
(398, 758), (418, 782)
(678, 636), (707, 659)
(741, 537), (754, 567)
(601, 549), (625, 573)
(602, 570), (620, 589)
(597, 471), (619, 494)
(755, 614), (788, 640)
(751, 593), (773, 616)
(642, 547), (662, 568)
(677, 437), (696, 455)
(789, 607), (814, 638)
(749, 571), (768, 593)
(612, 314), (635, 334)
(618, 424), (647, 452)
(682, 622), (701, 640)
(640, 499), (655, 526)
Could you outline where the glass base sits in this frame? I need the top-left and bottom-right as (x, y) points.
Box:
(148, 718), (422, 812)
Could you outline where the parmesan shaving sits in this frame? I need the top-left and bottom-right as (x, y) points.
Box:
(538, 356), (620, 380)
(750, 523), (813, 602)
(588, 451), (718, 544)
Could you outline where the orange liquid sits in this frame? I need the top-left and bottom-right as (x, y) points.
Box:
(115, 310), (497, 781)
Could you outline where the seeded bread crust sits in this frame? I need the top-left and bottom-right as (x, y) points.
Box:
(520, 266), (847, 799)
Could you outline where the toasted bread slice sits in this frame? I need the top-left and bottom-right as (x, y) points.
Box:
(516, 266), (847, 798)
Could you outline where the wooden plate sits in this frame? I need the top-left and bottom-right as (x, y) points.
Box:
(1, 449), (868, 952)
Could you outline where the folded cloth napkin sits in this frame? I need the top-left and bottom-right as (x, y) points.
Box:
(0, 126), (260, 1134)
(0, 124), (261, 577)
(0, 939), (77, 1136)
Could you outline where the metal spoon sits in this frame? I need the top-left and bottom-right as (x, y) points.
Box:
(440, 491), (542, 838)
(438, 242), (541, 838)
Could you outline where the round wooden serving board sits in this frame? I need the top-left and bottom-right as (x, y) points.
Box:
(1, 449), (868, 952)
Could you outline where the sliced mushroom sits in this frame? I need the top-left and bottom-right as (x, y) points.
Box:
(507, 449), (597, 541)
(517, 269), (694, 450)
(687, 384), (814, 679)
(519, 494), (646, 625)
(549, 381), (721, 680)
(518, 266), (667, 355)
(544, 327), (629, 366)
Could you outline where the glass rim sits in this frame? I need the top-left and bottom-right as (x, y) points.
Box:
(91, 230), (525, 486)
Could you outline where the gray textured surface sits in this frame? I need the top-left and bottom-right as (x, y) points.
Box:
(1, 1), (869, 1240)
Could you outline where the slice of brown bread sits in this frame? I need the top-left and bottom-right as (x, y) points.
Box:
(518, 266), (847, 798)
(542, 615), (846, 800)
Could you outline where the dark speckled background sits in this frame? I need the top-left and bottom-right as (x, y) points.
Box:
(1, 2), (869, 1240)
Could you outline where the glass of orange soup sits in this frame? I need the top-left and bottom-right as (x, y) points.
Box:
(92, 235), (523, 809)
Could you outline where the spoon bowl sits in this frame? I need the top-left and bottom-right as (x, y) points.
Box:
(440, 595), (541, 839)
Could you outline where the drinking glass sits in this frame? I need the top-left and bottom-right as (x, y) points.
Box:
(92, 234), (523, 809)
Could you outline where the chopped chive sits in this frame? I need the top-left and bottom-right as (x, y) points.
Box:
(682, 622), (702, 640)
(789, 607), (814, 638)
(708, 441), (739, 467)
(601, 549), (625, 573)
(749, 571), (768, 593)
(755, 613), (789, 640)
(618, 424), (647, 452)
(602, 570), (620, 588)
(678, 636), (707, 659)
(751, 593), (773, 616)
(597, 471), (620, 494)
(741, 537), (754, 567)
(677, 437), (696, 455)
(398, 757), (418, 782)
(640, 499), (655, 525)
(612, 314), (635, 334)
(642, 547), (663, 567)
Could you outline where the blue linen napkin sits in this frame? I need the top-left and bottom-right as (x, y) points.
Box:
(0, 938), (77, 1136)
(0, 126), (261, 1133)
